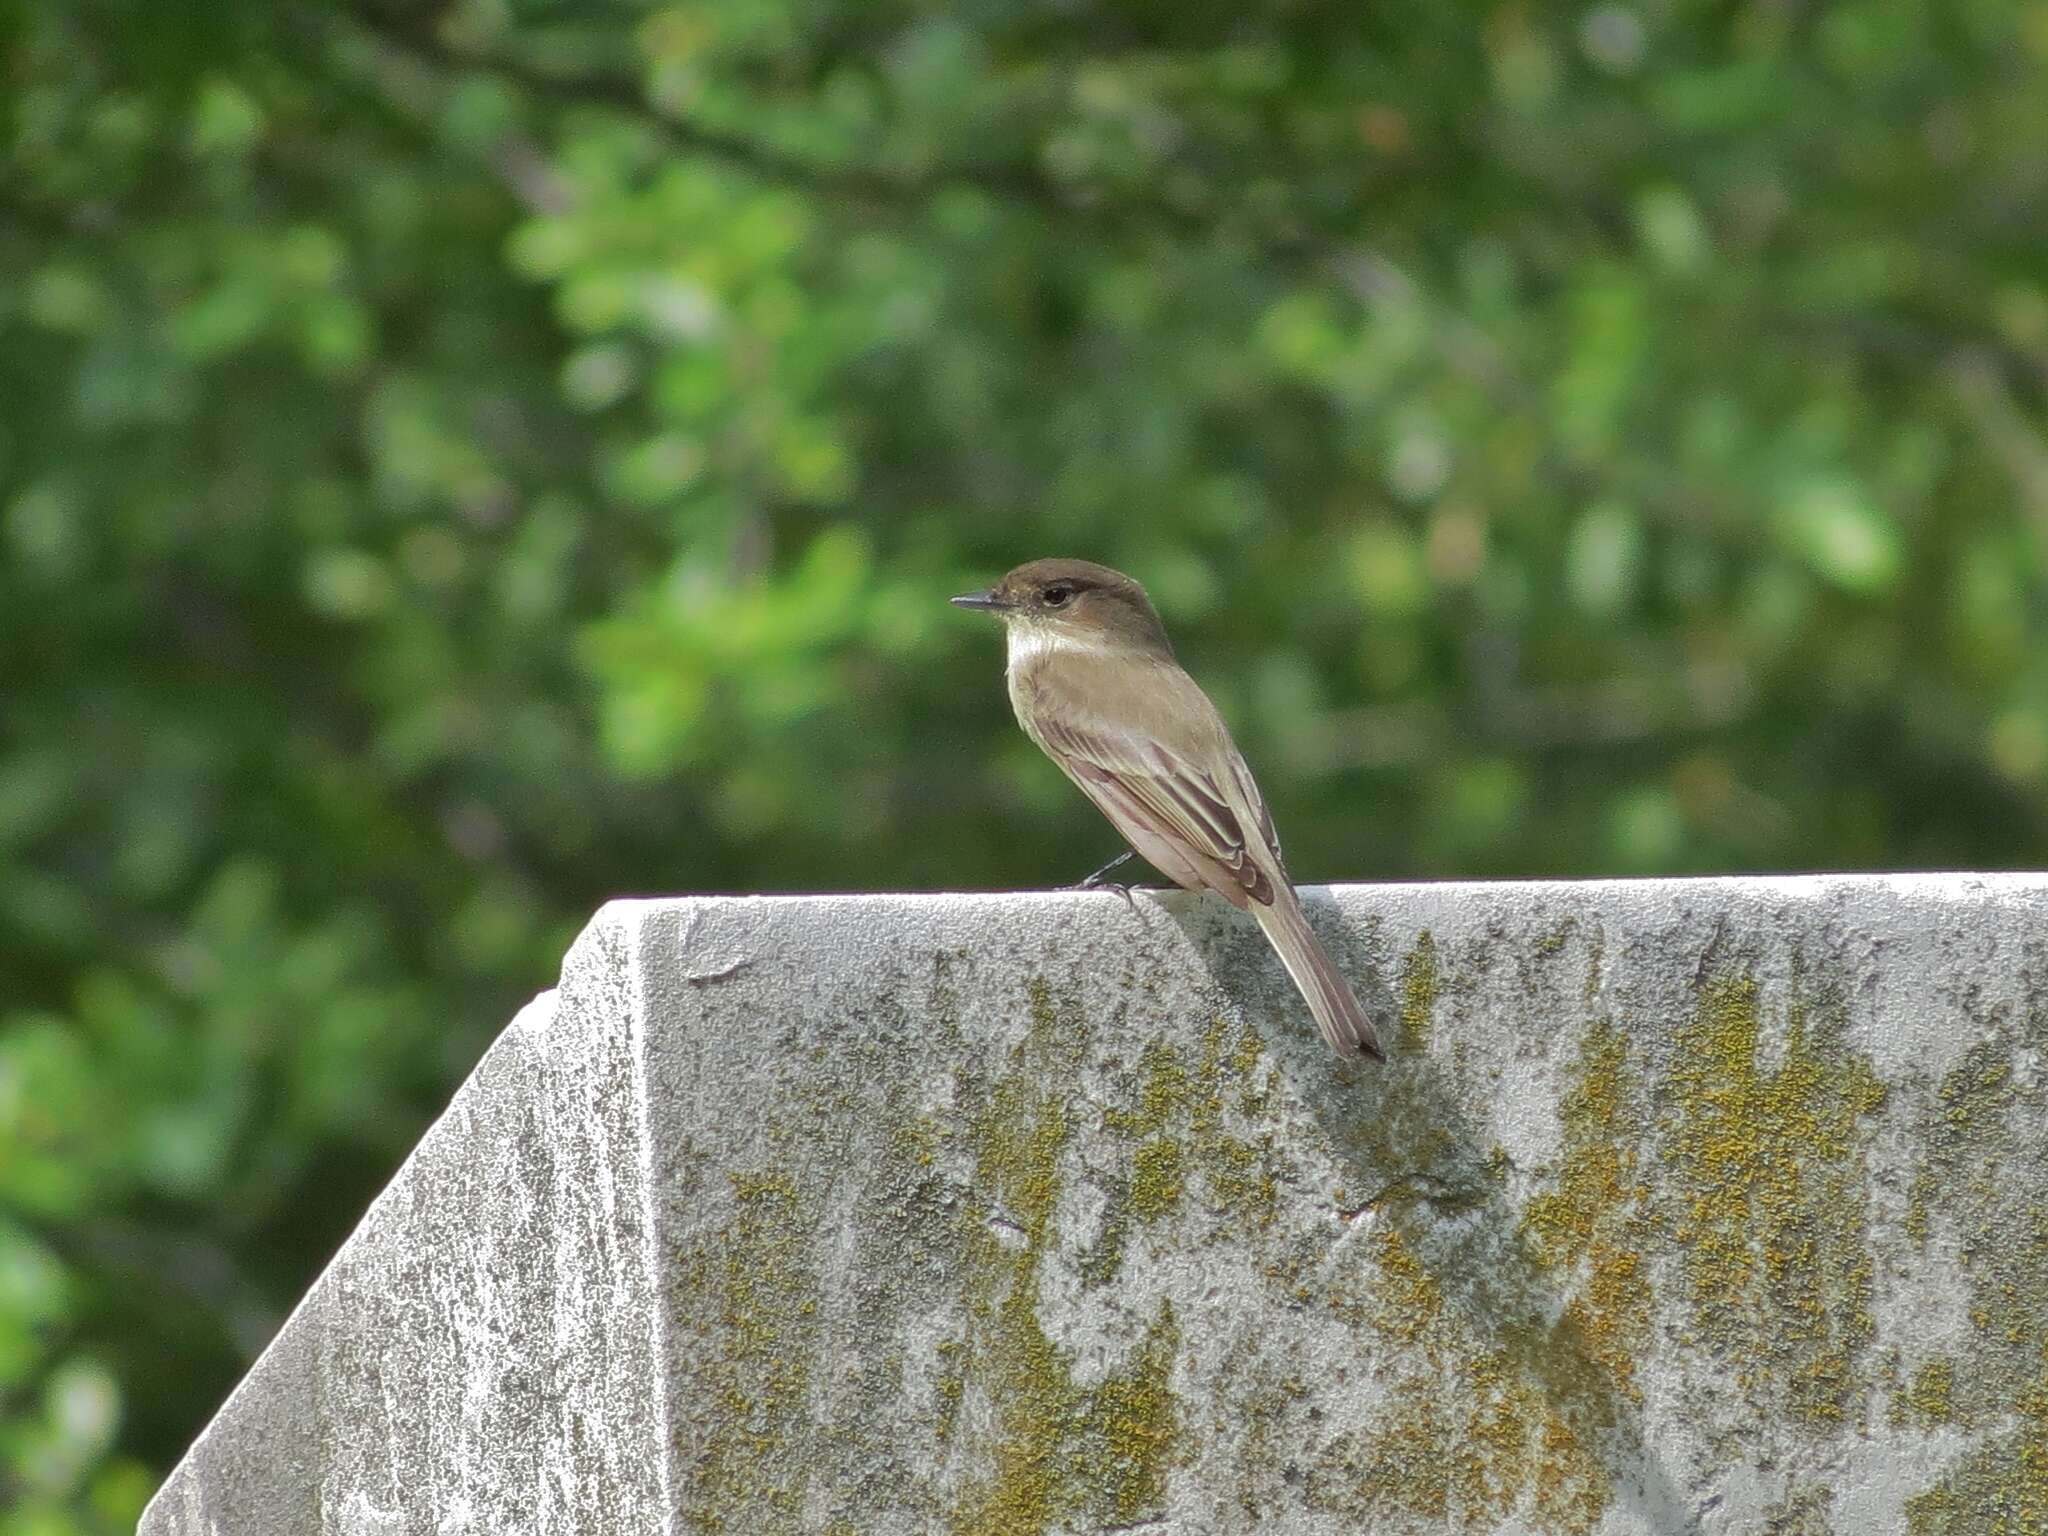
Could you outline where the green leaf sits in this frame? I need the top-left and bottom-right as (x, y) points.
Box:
(1776, 476), (1901, 595)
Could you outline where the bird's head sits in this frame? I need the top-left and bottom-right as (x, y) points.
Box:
(950, 558), (1172, 656)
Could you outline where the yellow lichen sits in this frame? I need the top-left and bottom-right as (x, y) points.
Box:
(1905, 1167), (1933, 1246)
(1664, 976), (1886, 1426)
(950, 1055), (1073, 1534)
(1908, 1374), (2048, 1534)
(1366, 1224), (1444, 1345)
(1399, 931), (1440, 1052)
(1522, 1017), (1652, 1402)
(1232, 1021), (1271, 1119)
(1073, 1300), (1181, 1525)
(1899, 1041), (2048, 1523)
(934, 1339), (965, 1445)
(1130, 1138), (1185, 1218)
(1759, 1482), (1835, 1534)
(1099, 1021), (1280, 1231)
(1310, 1244), (1608, 1535)
(1308, 951), (1635, 1535)
(673, 1168), (820, 1532)
(944, 976), (1187, 1535)
(1894, 1358), (1956, 1429)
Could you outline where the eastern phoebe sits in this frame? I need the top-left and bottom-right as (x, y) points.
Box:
(953, 558), (1384, 1060)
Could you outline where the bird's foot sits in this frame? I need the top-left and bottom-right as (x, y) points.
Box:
(1069, 850), (1138, 908)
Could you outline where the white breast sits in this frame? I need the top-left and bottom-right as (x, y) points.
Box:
(1005, 626), (1089, 678)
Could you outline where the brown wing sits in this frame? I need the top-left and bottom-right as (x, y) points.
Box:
(1015, 649), (1381, 1058)
(1056, 762), (1233, 898)
(1024, 664), (1278, 908)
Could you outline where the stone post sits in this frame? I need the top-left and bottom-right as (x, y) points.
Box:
(140, 877), (2048, 1534)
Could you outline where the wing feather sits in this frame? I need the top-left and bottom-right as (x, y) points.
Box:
(1026, 675), (1277, 907)
(1007, 645), (1380, 1059)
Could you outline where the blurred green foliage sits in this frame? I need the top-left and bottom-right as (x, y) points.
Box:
(4, 0), (2048, 1522)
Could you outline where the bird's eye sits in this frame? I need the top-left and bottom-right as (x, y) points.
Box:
(1043, 585), (1074, 607)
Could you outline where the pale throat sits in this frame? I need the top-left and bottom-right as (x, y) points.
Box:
(1004, 624), (1117, 677)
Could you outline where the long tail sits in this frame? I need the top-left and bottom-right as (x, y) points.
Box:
(1252, 888), (1384, 1060)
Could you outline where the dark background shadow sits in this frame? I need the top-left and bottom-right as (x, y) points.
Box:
(1148, 885), (1698, 1533)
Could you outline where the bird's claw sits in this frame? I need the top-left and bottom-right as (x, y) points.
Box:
(1079, 874), (1138, 909)
(1069, 849), (1138, 907)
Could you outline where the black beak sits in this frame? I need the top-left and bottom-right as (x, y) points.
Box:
(949, 589), (1006, 611)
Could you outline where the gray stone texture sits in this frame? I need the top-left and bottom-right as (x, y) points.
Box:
(141, 876), (2048, 1534)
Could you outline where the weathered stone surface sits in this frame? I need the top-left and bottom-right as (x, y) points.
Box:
(141, 876), (2048, 1535)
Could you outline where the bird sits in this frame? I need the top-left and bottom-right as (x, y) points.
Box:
(952, 558), (1383, 1060)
